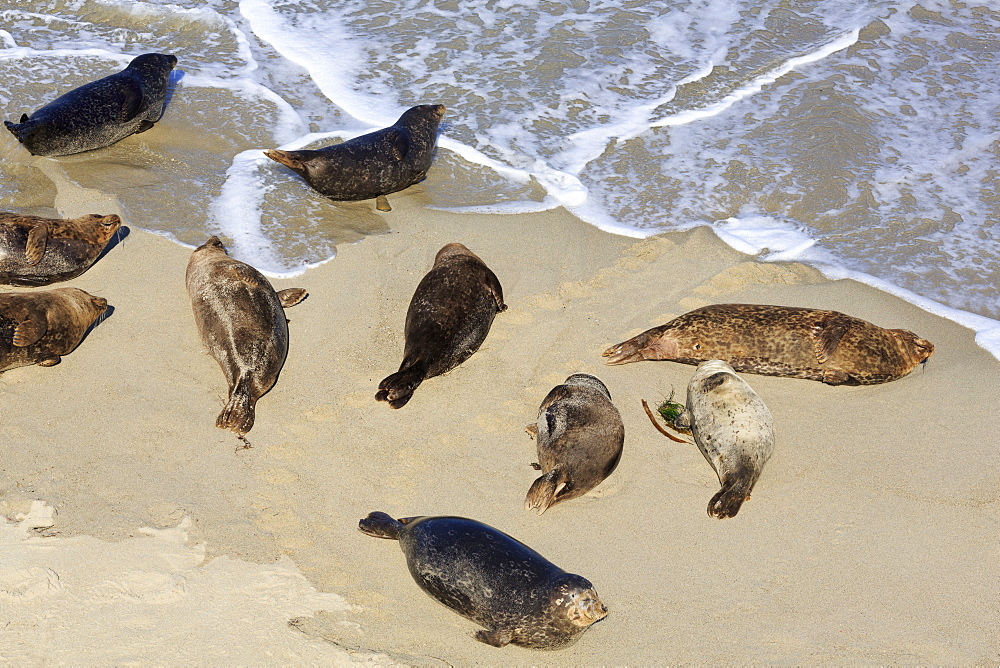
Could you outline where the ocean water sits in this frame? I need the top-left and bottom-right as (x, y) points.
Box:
(0, 0), (997, 355)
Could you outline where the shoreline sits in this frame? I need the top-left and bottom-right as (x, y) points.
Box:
(2, 199), (998, 663)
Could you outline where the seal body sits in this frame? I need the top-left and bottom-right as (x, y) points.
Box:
(5, 53), (177, 157)
(358, 513), (608, 649)
(525, 374), (625, 514)
(185, 236), (306, 435)
(603, 303), (934, 385)
(0, 288), (108, 373)
(376, 243), (505, 409)
(674, 360), (775, 519)
(0, 212), (121, 286)
(264, 104), (445, 211)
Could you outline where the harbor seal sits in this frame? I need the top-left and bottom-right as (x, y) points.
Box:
(186, 236), (307, 436)
(603, 303), (934, 385)
(5, 53), (177, 157)
(674, 360), (775, 519)
(376, 242), (505, 409)
(0, 212), (121, 286)
(0, 288), (108, 373)
(359, 513), (608, 649)
(264, 104), (446, 211)
(525, 373), (625, 514)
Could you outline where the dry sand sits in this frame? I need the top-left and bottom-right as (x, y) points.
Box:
(2, 191), (999, 664)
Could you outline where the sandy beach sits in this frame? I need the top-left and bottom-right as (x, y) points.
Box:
(2, 189), (999, 664)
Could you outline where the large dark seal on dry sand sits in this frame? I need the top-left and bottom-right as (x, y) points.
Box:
(525, 373), (624, 514)
(376, 242), (506, 409)
(5, 53), (177, 157)
(603, 303), (934, 385)
(0, 212), (121, 286)
(186, 236), (307, 436)
(674, 360), (775, 519)
(0, 288), (108, 373)
(264, 104), (445, 211)
(359, 513), (608, 649)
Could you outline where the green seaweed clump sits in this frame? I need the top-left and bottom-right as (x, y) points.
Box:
(657, 389), (686, 425)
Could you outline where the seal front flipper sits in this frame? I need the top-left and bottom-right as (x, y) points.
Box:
(814, 313), (851, 363)
(24, 224), (48, 266)
(358, 511), (406, 539)
(375, 361), (427, 409)
(525, 468), (568, 514)
(12, 311), (48, 347)
(134, 119), (156, 133)
(277, 288), (307, 308)
(474, 628), (515, 648)
(375, 194), (391, 212)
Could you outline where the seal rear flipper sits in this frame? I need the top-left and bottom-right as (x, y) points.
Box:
(216, 376), (256, 435)
(707, 474), (754, 519)
(375, 363), (426, 409)
(474, 628), (514, 647)
(5, 119), (37, 145)
(277, 288), (307, 308)
(525, 469), (568, 515)
(134, 119), (155, 133)
(358, 511), (406, 540)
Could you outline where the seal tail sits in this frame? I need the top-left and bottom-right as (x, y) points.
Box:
(707, 472), (756, 519)
(358, 511), (406, 540)
(375, 362), (427, 409)
(216, 375), (257, 435)
(525, 469), (568, 515)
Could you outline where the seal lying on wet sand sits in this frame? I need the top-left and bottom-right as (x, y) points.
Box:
(186, 236), (307, 436)
(376, 242), (505, 409)
(264, 104), (446, 211)
(0, 212), (121, 286)
(603, 303), (934, 385)
(359, 513), (608, 649)
(674, 360), (775, 519)
(525, 373), (625, 514)
(5, 53), (178, 157)
(0, 288), (108, 373)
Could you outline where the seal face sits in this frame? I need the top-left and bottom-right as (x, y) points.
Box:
(674, 360), (775, 519)
(525, 373), (625, 514)
(376, 242), (506, 409)
(0, 287), (108, 373)
(185, 236), (307, 436)
(603, 303), (934, 385)
(264, 104), (446, 211)
(5, 53), (178, 157)
(0, 212), (121, 286)
(358, 513), (608, 649)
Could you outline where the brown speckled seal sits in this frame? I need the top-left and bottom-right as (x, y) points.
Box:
(0, 287), (108, 373)
(0, 212), (121, 286)
(186, 236), (307, 436)
(376, 242), (506, 409)
(525, 373), (624, 514)
(603, 303), (934, 385)
(264, 104), (445, 211)
(359, 513), (608, 649)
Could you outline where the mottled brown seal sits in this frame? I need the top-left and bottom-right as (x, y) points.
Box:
(674, 360), (775, 519)
(0, 288), (108, 373)
(0, 212), (121, 286)
(603, 303), (934, 385)
(5, 53), (178, 157)
(264, 104), (446, 211)
(376, 242), (506, 409)
(359, 513), (608, 649)
(525, 373), (625, 514)
(186, 236), (307, 436)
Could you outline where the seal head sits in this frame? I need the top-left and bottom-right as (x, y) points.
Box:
(603, 303), (934, 385)
(376, 242), (505, 408)
(185, 236), (307, 435)
(525, 373), (625, 514)
(5, 53), (178, 156)
(0, 212), (121, 286)
(359, 513), (608, 649)
(264, 104), (446, 211)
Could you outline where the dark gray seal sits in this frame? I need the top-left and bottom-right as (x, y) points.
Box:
(264, 104), (445, 211)
(0, 287), (108, 373)
(603, 303), (934, 385)
(359, 513), (608, 649)
(376, 242), (505, 409)
(0, 212), (121, 286)
(185, 236), (307, 436)
(674, 360), (775, 519)
(5, 53), (177, 157)
(525, 373), (624, 514)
